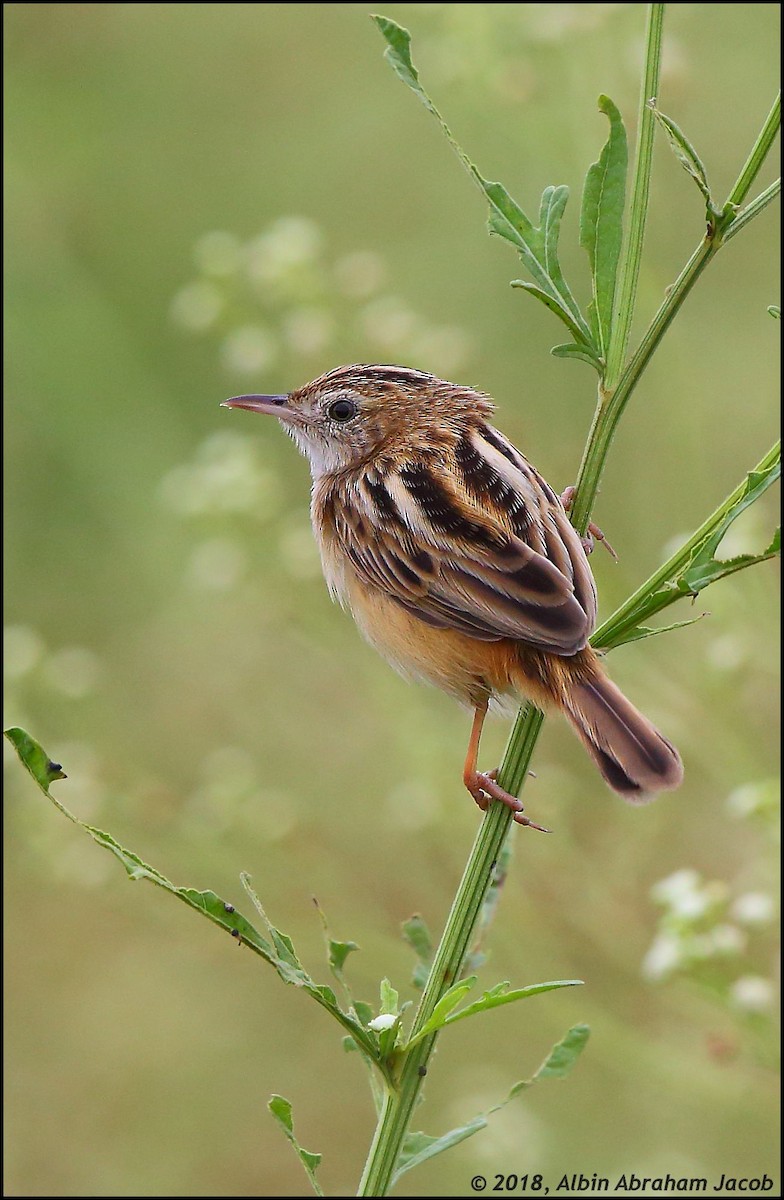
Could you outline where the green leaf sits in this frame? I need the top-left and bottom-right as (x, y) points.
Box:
(599, 612), (708, 652)
(441, 979), (583, 1033)
(679, 460), (780, 592)
(768, 305), (781, 319)
(402, 914), (433, 989)
(379, 977), (399, 1016)
(649, 101), (719, 215)
(268, 1095), (324, 1197)
(352, 1000), (376, 1028)
(4, 727), (67, 786)
(392, 1120), (488, 1185)
(593, 446), (780, 653)
(580, 95), (628, 357)
(529, 1022), (591, 1081)
(551, 342), (604, 370)
(312, 896), (360, 999)
(372, 15), (596, 352)
(5, 729), (382, 1066)
(404, 977), (476, 1049)
(391, 1024), (590, 1185)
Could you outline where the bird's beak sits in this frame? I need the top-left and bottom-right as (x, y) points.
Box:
(221, 394), (295, 420)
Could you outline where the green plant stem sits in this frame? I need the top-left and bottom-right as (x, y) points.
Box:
(725, 178), (781, 242)
(358, 9), (780, 1195)
(603, 1), (664, 390)
(726, 91), (781, 208)
(356, 739), (538, 1196)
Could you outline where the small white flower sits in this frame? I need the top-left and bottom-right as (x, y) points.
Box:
(692, 924), (747, 961)
(729, 975), (775, 1014)
(650, 868), (700, 907)
(368, 1014), (397, 1032)
(731, 892), (776, 927)
(641, 932), (683, 981)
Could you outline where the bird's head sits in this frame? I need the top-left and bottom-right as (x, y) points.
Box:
(221, 364), (495, 476)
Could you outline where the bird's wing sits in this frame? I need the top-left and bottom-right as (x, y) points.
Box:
(330, 425), (597, 655)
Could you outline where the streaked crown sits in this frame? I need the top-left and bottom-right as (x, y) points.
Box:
(255, 364), (496, 477)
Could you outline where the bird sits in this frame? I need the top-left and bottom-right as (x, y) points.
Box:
(222, 364), (683, 828)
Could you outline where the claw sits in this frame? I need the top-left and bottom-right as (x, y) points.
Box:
(560, 485), (617, 560)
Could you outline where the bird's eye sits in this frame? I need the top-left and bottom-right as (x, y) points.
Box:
(327, 398), (357, 423)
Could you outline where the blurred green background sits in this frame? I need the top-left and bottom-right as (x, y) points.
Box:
(4, 4), (780, 1196)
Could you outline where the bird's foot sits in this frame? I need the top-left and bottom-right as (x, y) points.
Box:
(466, 769), (550, 832)
(559, 486), (618, 560)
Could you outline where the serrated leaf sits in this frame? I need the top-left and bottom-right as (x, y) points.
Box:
(593, 446), (780, 653)
(5, 729), (381, 1065)
(682, 526), (780, 592)
(580, 95), (628, 357)
(372, 15), (596, 351)
(312, 896), (360, 1001)
(531, 1022), (591, 1081)
(268, 1095), (324, 1196)
(649, 101), (718, 213)
(328, 938), (359, 974)
(599, 612), (708, 652)
(391, 1023), (591, 1186)
(441, 979), (583, 1032)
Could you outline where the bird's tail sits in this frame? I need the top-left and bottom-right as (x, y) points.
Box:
(562, 664), (683, 801)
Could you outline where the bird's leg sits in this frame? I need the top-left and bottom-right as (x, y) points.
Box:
(463, 702), (550, 831)
(560, 485), (618, 560)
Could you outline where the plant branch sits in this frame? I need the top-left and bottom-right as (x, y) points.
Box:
(725, 178), (781, 242)
(726, 91), (781, 208)
(592, 441), (780, 651)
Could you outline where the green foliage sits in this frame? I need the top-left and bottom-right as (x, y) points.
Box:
(580, 95), (628, 357)
(649, 101), (721, 216)
(372, 14), (602, 368)
(401, 914), (433, 989)
(594, 446), (781, 652)
(268, 1095), (324, 1197)
(5, 724), (588, 1123)
(391, 1024), (590, 1186)
(3, 728), (384, 1070)
(405, 977), (582, 1050)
